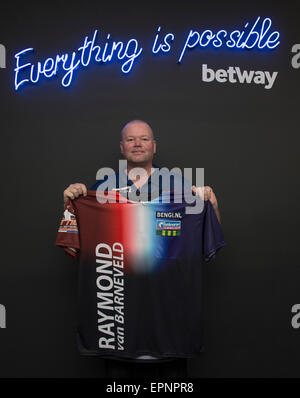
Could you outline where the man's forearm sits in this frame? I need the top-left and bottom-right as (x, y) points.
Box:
(213, 204), (221, 224)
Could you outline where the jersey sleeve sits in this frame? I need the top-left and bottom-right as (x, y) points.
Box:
(202, 200), (227, 262)
(55, 200), (80, 258)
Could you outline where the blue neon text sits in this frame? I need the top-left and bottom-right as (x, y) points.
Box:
(178, 17), (280, 63)
(152, 26), (175, 54)
(14, 17), (280, 90)
(14, 29), (143, 90)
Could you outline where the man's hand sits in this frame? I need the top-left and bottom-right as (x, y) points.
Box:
(192, 185), (221, 223)
(63, 183), (87, 206)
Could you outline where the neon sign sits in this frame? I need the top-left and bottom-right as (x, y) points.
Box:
(14, 17), (280, 90)
(14, 30), (143, 90)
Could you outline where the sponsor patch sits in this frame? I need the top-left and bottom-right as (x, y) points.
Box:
(156, 220), (181, 236)
(58, 209), (79, 234)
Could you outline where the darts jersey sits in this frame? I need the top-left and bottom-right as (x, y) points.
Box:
(55, 190), (226, 361)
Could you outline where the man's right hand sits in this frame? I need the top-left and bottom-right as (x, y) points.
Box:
(63, 183), (87, 206)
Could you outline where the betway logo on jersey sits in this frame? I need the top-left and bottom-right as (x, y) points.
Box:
(156, 211), (183, 219)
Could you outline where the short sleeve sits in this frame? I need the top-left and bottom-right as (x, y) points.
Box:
(55, 200), (80, 258)
(203, 201), (227, 262)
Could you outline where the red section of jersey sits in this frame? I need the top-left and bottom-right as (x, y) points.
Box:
(55, 200), (80, 257)
(55, 191), (136, 272)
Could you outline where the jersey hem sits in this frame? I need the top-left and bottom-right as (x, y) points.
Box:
(204, 241), (227, 262)
(76, 349), (205, 363)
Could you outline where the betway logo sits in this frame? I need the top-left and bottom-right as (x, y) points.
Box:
(202, 64), (278, 89)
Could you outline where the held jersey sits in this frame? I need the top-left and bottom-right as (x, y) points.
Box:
(55, 190), (227, 361)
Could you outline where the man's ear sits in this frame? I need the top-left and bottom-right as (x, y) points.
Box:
(120, 141), (124, 154)
(153, 140), (157, 154)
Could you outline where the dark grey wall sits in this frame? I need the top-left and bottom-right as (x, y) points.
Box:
(0, 0), (299, 377)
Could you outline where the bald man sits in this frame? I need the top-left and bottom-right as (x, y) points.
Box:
(63, 119), (221, 222)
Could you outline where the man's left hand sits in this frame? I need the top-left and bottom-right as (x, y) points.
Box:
(192, 185), (221, 223)
(192, 185), (217, 207)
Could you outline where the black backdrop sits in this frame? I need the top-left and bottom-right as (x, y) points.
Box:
(0, 0), (299, 377)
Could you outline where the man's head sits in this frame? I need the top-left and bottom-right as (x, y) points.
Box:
(120, 120), (156, 168)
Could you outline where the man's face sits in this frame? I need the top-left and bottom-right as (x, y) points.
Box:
(120, 122), (156, 166)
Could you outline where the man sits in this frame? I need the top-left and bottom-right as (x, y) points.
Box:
(63, 120), (221, 222)
(61, 120), (223, 377)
